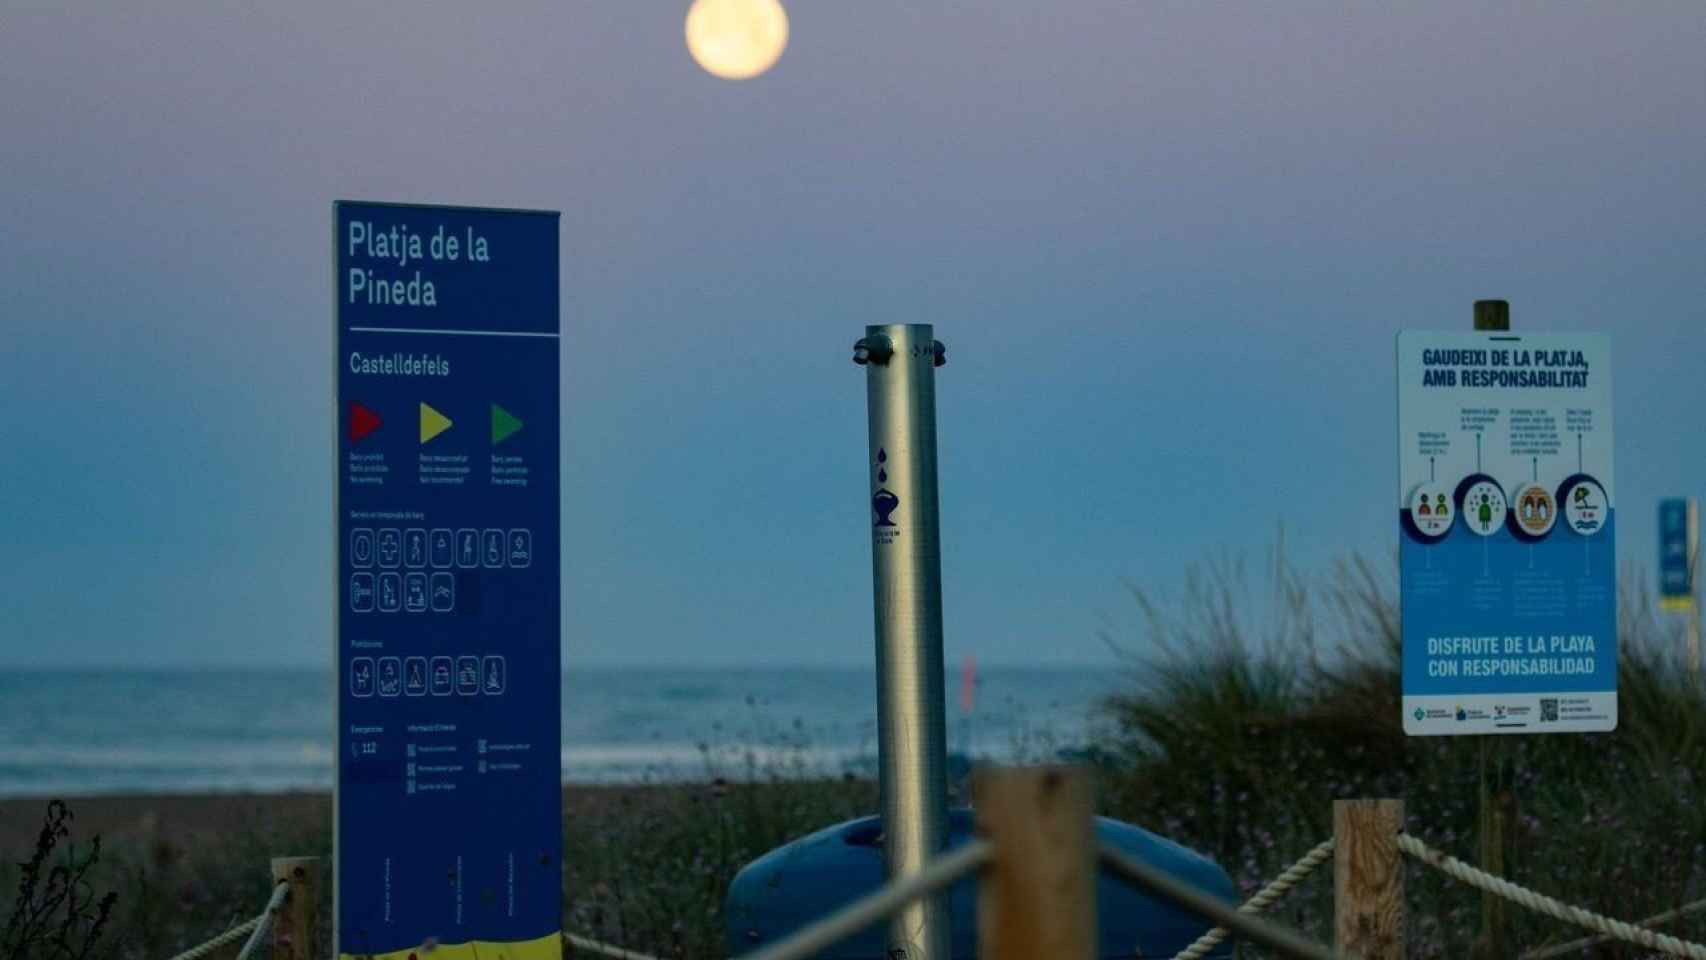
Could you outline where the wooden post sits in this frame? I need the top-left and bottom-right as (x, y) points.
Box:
(975, 767), (1096, 960)
(271, 857), (321, 960)
(1334, 799), (1405, 959)
(1474, 752), (1519, 960)
(1689, 499), (1702, 680)
(1473, 299), (1510, 332)
(1471, 299), (1516, 959)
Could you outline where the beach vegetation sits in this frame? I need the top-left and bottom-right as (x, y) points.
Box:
(1, 800), (118, 960)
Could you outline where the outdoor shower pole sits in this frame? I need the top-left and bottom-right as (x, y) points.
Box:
(854, 324), (952, 960)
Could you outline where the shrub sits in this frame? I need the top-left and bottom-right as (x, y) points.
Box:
(1, 800), (118, 960)
(1098, 546), (1706, 957)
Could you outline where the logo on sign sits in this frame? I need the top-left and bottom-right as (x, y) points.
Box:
(1461, 480), (1508, 537)
(872, 448), (898, 528)
(1406, 482), (1452, 541)
(1564, 478), (1609, 536)
(1511, 483), (1557, 538)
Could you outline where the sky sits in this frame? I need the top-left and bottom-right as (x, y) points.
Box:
(1, 2), (1702, 668)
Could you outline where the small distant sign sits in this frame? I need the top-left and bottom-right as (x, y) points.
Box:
(1659, 498), (1697, 612)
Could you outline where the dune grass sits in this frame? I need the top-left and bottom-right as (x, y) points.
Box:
(0, 799), (328, 960)
(6, 548), (1703, 959)
(1097, 546), (1706, 957)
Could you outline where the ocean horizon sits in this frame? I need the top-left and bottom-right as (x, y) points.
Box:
(0, 664), (1131, 797)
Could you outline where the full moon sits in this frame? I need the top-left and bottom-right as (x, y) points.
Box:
(685, 0), (789, 80)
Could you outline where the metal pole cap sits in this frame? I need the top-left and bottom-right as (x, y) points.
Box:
(853, 335), (894, 366)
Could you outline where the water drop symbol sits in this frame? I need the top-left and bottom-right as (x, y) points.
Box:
(877, 449), (887, 463)
(878, 469), (887, 483)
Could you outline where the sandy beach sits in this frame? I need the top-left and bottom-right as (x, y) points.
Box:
(0, 785), (694, 858)
(0, 791), (330, 855)
(0, 778), (881, 959)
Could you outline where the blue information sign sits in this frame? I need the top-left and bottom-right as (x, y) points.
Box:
(1659, 498), (1697, 612)
(335, 201), (561, 960)
(1397, 331), (1616, 735)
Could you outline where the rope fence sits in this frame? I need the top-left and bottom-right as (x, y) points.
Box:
(163, 781), (1706, 960)
(1171, 838), (1336, 960)
(565, 842), (991, 960)
(735, 839), (990, 960)
(1522, 896), (1706, 960)
(1398, 832), (1706, 959)
(564, 933), (664, 960)
(1097, 841), (1343, 960)
(162, 881), (289, 960)
(162, 917), (263, 960)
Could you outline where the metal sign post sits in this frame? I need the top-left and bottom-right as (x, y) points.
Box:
(853, 324), (951, 960)
(1399, 300), (1616, 958)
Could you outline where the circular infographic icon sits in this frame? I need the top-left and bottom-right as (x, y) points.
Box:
(1560, 475), (1610, 537)
(1459, 478), (1508, 537)
(1507, 481), (1558, 540)
(1404, 482), (1454, 542)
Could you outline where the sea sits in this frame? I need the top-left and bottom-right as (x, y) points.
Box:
(0, 666), (1130, 797)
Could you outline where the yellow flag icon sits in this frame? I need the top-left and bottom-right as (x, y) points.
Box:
(419, 402), (453, 444)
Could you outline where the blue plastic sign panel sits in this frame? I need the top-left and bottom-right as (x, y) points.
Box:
(1398, 331), (1615, 736)
(334, 201), (561, 960)
(1659, 498), (1697, 612)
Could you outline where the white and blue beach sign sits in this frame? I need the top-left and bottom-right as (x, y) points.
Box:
(334, 201), (563, 960)
(1398, 331), (1616, 735)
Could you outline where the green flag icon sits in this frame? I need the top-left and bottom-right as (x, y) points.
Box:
(491, 403), (524, 445)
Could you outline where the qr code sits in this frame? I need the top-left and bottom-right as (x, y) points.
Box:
(1540, 699), (1559, 722)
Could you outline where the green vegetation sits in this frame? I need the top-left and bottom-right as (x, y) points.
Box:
(566, 772), (877, 959)
(0, 794), (330, 960)
(6, 551), (1703, 958)
(2, 801), (117, 960)
(1097, 547), (1706, 957)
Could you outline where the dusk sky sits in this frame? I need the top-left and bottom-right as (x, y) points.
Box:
(2, 3), (1702, 668)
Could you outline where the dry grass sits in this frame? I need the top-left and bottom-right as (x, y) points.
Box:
(1098, 547), (1706, 958)
(6, 547), (1700, 958)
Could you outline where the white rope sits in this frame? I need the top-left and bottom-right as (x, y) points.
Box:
(1524, 896), (1706, 960)
(565, 933), (665, 960)
(1099, 843), (1341, 960)
(159, 881), (288, 960)
(1171, 839), (1335, 960)
(234, 882), (292, 960)
(159, 917), (262, 960)
(1398, 833), (1706, 959)
(735, 840), (991, 960)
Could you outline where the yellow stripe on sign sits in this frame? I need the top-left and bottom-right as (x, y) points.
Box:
(1661, 596), (1697, 613)
(420, 402), (453, 444)
(340, 931), (562, 960)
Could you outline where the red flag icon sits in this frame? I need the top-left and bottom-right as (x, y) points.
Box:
(350, 403), (382, 443)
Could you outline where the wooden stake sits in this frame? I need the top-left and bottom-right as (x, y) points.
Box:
(1335, 799), (1405, 960)
(1471, 299), (1516, 959)
(975, 767), (1096, 960)
(271, 857), (320, 960)
(1475, 764), (1516, 960)
(1473, 299), (1510, 331)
